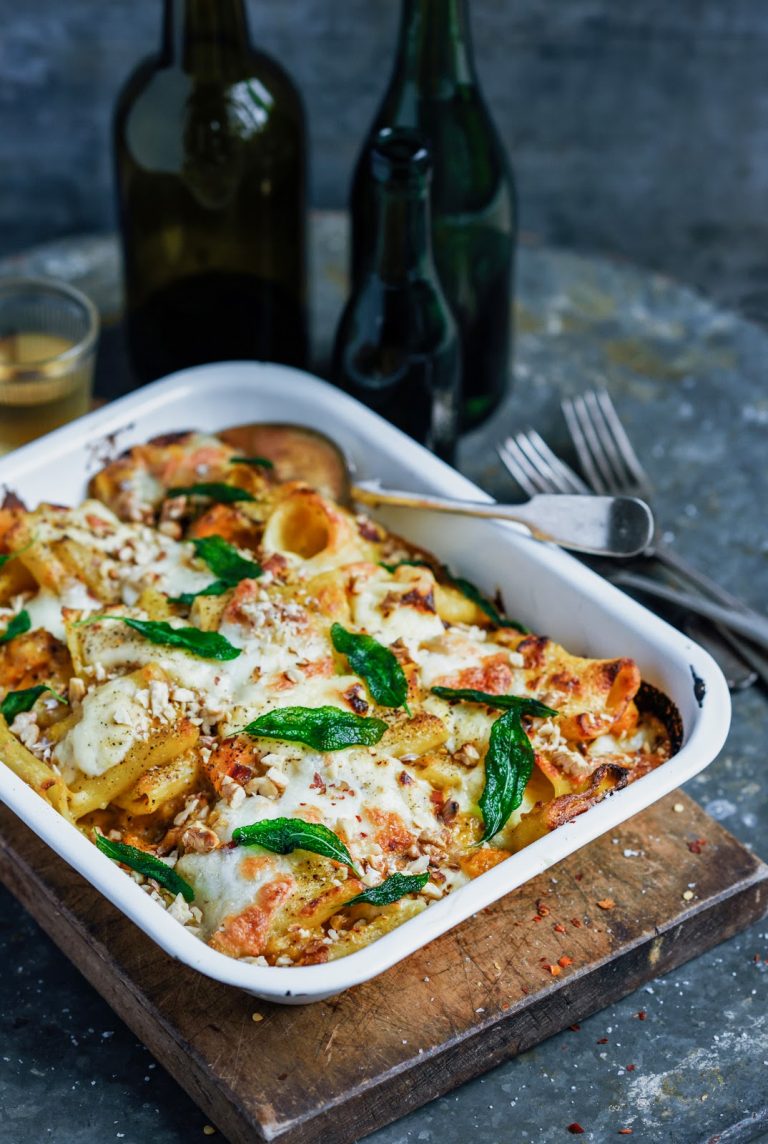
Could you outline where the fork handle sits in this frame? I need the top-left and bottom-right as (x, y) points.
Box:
(612, 572), (768, 651)
(652, 541), (768, 686)
(653, 541), (749, 610)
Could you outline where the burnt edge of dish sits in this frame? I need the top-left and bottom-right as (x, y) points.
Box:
(636, 681), (684, 754)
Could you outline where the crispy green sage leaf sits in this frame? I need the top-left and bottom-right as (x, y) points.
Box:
(170, 535), (263, 606)
(166, 482), (255, 504)
(1, 683), (67, 723)
(232, 816), (360, 874)
(192, 535), (262, 583)
(0, 609), (30, 645)
(345, 871), (429, 907)
(330, 623), (410, 711)
(431, 687), (557, 719)
(429, 686), (556, 842)
(241, 706), (386, 751)
(80, 615), (241, 661)
(95, 833), (195, 902)
(478, 710), (536, 842)
(230, 455), (274, 469)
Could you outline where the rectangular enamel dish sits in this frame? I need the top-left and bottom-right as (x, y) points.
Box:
(0, 363), (731, 1003)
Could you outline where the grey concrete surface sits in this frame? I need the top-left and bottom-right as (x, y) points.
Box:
(0, 219), (767, 1142)
(1, 0), (768, 316)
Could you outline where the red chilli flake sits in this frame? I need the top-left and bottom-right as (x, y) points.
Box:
(597, 1037), (609, 1044)
(571, 918), (583, 928)
(554, 922), (566, 934)
(618, 1131), (634, 1136)
(558, 955), (573, 968)
(625, 1064), (636, 1072)
(597, 898), (616, 910)
(568, 1125), (585, 1136)
(569, 1024), (581, 1032)
(687, 838), (708, 854)
(635, 1010), (647, 1021)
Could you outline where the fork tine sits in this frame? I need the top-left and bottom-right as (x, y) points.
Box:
(562, 395), (610, 493)
(511, 433), (568, 494)
(593, 389), (653, 497)
(496, 442), (544, 497)
(582, 390), (635, 492)
(518, 430), (591, 494)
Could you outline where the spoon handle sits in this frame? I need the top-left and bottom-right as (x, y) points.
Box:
(352, 485), (654, 558)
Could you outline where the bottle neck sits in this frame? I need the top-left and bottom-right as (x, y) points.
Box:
(393, 0), (476, 95)
(161, 0), (251, 71)
(372, 179), (434, 283)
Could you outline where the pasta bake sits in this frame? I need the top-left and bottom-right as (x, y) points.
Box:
(0, 431), (677, 966)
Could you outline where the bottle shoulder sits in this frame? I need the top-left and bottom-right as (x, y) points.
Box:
(114, 49), (304, 130)
(114, 53), (163, 124)
(248, 48), (305, 111)
(114, 52), (305, 174)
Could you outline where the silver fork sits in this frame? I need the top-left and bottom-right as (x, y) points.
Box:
(497, 429), (589, 497)
(562, 389), (768, 687)
(497, 428), (763, 687)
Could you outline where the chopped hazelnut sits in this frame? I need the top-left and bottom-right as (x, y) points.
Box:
(181, 822), (220, 854)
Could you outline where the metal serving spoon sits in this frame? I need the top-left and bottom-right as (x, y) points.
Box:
(220, 422), (654, 558)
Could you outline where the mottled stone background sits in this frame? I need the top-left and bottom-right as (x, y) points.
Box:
(1, 0), (767, 316)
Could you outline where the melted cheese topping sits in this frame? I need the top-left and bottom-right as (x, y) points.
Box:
(56, 674), (151, 778)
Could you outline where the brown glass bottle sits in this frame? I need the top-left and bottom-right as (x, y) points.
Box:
(114, 0), (307, 384)
(350, 0), (515, 430)
(333, 130), (460, 463)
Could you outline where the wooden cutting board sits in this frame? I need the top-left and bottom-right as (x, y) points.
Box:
(0, 791), (765, 1144)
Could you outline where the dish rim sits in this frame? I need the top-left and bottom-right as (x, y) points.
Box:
(0, 362), (732, 1002)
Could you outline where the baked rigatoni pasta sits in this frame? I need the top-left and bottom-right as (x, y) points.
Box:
(0, 431), (677, 965)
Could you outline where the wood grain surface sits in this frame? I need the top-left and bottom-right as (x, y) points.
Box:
(0, 792), (765, 1144)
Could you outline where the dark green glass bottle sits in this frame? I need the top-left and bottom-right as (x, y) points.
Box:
(350, 0), (515, 430)
(333, 129), (460, 463)
(114, 0), (307, 384)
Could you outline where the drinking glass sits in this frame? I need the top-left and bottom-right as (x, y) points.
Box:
(0, 277), (99, 453)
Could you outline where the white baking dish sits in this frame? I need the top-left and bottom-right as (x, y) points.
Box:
(0, 363), (731, 1003)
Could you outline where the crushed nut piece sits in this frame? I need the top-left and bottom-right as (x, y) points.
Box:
(67, 677), (86, 705)
(168, 893), (195, 924)
(181, 822), (220, 854)
(220, 774), (247, 808)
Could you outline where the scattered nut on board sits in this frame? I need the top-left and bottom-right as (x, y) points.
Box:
(252, 1012), (264, 1022)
